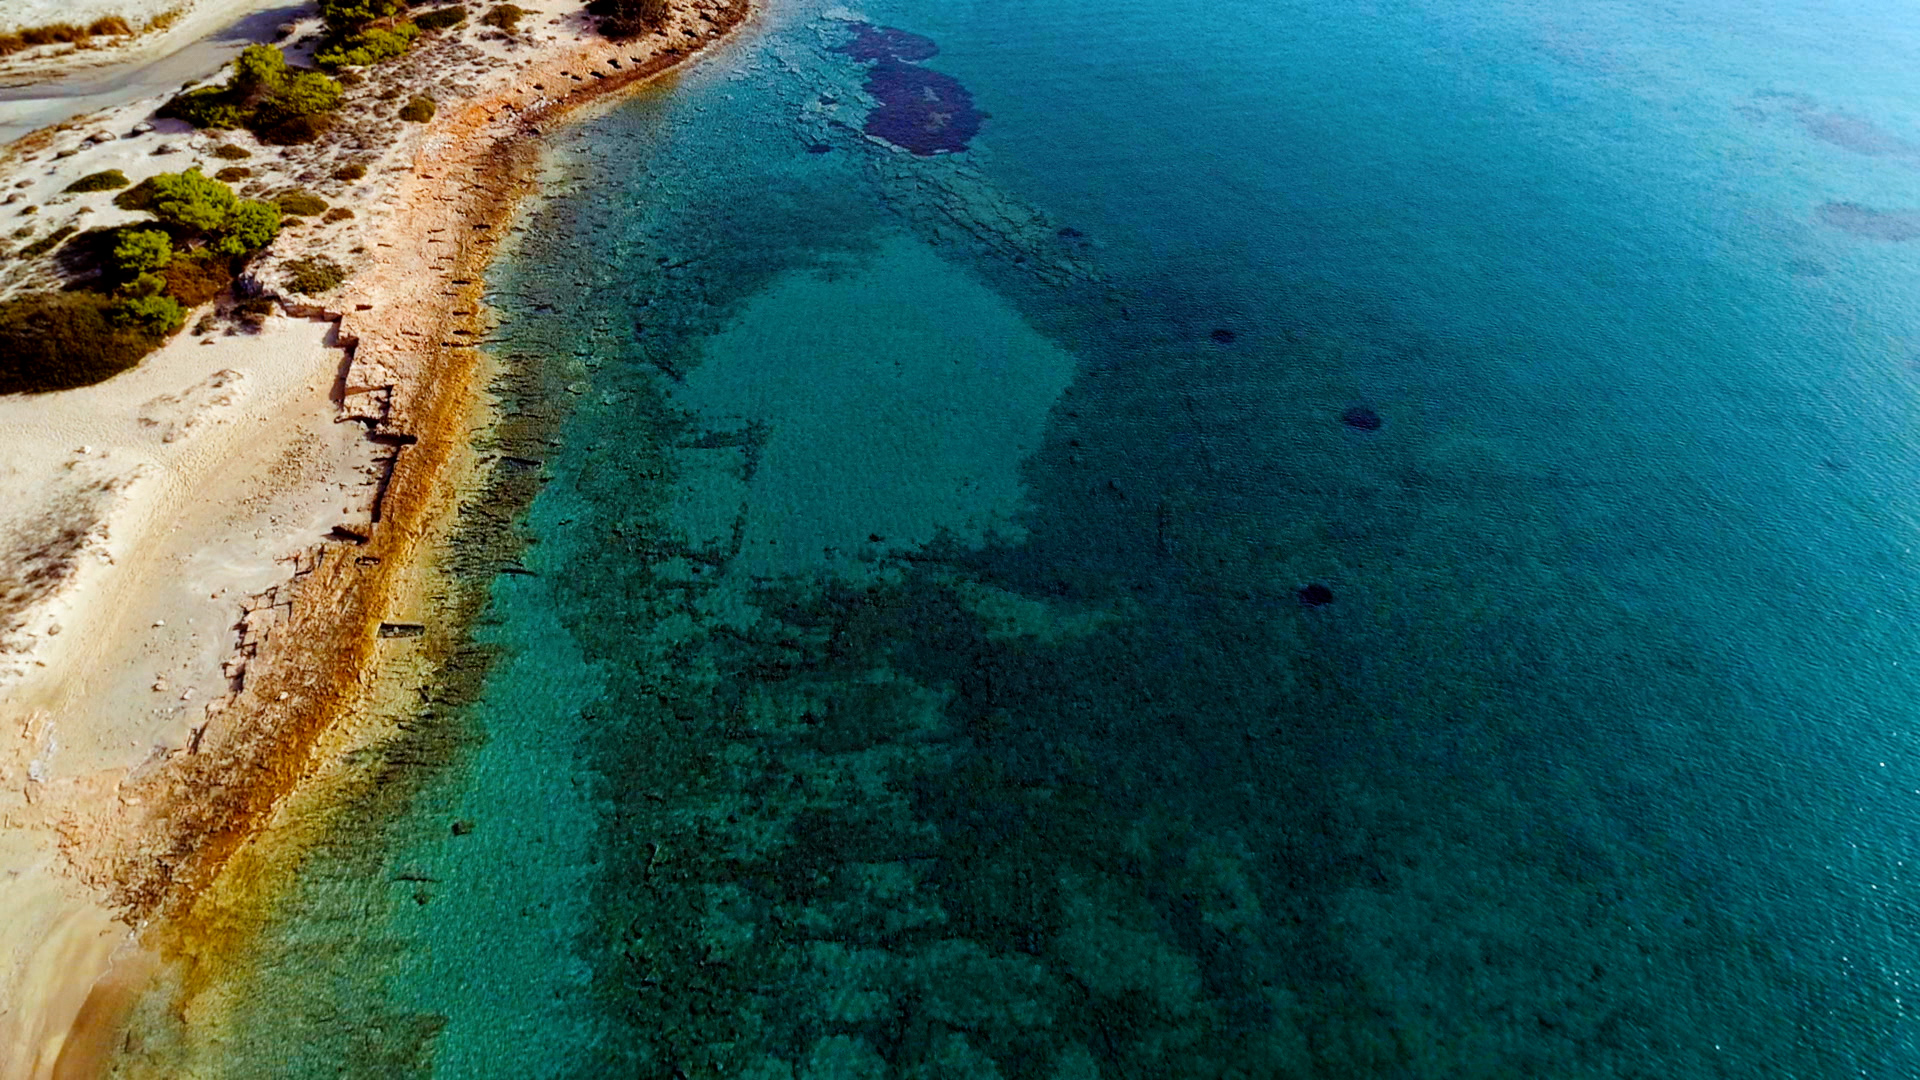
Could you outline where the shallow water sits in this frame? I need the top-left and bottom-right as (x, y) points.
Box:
(130, 0), (1920, 1074)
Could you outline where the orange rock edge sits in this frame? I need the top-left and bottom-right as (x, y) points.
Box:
(48, 2), (757, 1071)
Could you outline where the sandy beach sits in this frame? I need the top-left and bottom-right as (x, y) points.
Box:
(0, 0), (752, 1071)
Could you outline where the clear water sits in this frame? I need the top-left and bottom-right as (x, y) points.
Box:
(134, 0), (1920, 1074)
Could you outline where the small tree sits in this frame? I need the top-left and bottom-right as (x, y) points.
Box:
(113, 229), (173, 277)
(149, 169), (236, 233)
(232, 44), (289, 93)
(319, 0), (404, 33)
(113, 294), (186, 337)
(215, 199), (282, 255)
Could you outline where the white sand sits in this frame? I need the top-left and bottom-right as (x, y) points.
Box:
(0, 315), (378, 1075)
(0, 0), (751, 1070)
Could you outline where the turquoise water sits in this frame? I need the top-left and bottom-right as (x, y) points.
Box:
(147, 0), (1920, 1074)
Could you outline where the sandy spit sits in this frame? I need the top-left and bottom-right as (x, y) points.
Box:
(0, 0), (756, 1073)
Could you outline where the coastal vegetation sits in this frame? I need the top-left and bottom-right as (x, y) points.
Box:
(315, 0), (420, 69)
(398, 94), (437, 122)
(282, 255), (348, 295)
(2, 170), (279, 393)
(588, 0), (671, 39)
(64, 169), (130, 193)
(0, 16), (133, 58)
(480, 4), (527, 31)
(275, 191), (329, 217)
(414, 5), (468, 32)
(161, 45), (344, 145)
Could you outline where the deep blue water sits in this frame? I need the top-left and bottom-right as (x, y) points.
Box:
(144, 0), (1920, 1075)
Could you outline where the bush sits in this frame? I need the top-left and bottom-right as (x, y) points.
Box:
(213, 143), (253, 160)
(315, 23), (418, 68)
(282, 255), (348, 295)
(213, 166), (251, 182)
(275, 191), (328, 216)
(589, 0), (670, 39)
(21, 23), (87, 46)
(398, 95), (436, 123)
(414, 5), (466, 31)
(148, 168), (236, 232)
(322, 206), (355, 223)
(113, 177), (158, 212)
(112, 294), (185, 337)
(112, 228), (173, 277)
(18, 226), (76, 258)
(332, 162), (368, 182)
(231, 296), (275, 332)
(214, 199), (281, 255)
(163, 251), (234, 306)
(0, 292), (160, 394)
(255, 113), (331, 145)
(65, 169), (130, 193)
(160, 85), (246, 128)
(480, 4), (525, 30)
(160, 46), (342, 141)
(319, 0), (403, 34)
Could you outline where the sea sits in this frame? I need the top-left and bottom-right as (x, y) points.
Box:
(115, 0), (1920, 1075)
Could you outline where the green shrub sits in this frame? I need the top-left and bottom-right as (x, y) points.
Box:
(480, 3), (525, 30)
(148, 168), (236, 232)
(112, 294), (186, 337)
(113, 178), (158, 212)
(231, 296), (275, 332)
(0, 292), (159, 394)
(160, 85), (246, 128)
(18, 225), (76, 258)
(214, 199), (281, 255)
(322, 206), (355, 223)
(255, 113), (332, 145)
(112, 228), (173, 277)
(589, 0), (670, 39)
(315, 23), (418, 68)
(65, 170), (130, 193)
(319, 0), (403, 34)
(275, 191), (328, 216)
(398, 95), (436, 123)
(212, 143), (253, 160)
(414, 4), (466, 31)
(282, 255), (348, 295)
(160, 46), (342, 141)
(124, 271), (167, 297)
(163, 252), (234, 306)
(232, 42), (288, 90)
(332, 162), (367, 182)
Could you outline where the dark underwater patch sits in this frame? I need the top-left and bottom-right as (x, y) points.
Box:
(1341, 405), (1382, 431)
(834, 22), (939, 63)
(1818, 201), (1920, 241)
(835, 22), (983, 157)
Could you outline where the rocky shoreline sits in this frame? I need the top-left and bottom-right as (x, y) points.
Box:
(0, 0), (754, 1071)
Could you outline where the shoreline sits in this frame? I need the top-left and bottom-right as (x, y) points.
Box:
(0, 0), (756, 1071)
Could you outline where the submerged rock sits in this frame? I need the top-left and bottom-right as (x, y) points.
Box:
(1298, 583), (1334, 607)
(1210, 328), (1236, 344)
(834, 23), (983, 156)
(1341, 406), (1382, 431)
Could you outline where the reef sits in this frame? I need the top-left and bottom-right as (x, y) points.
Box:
(834, 22), (983, 157)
